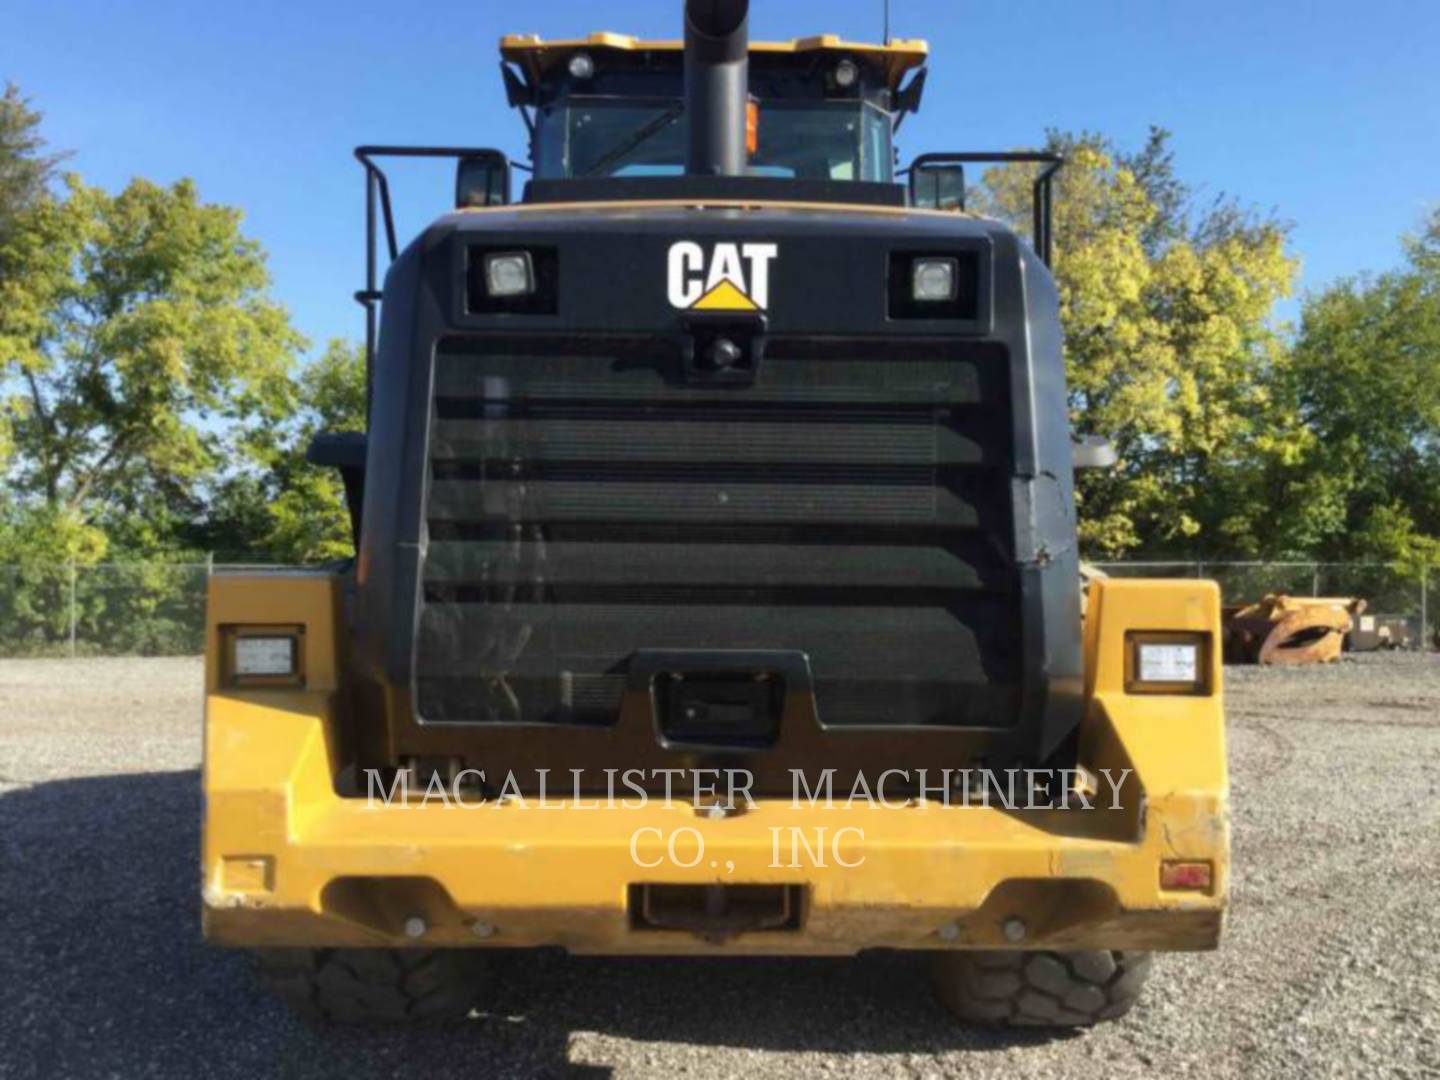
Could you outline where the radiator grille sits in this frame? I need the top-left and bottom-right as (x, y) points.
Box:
(416, 335), (1020, 728)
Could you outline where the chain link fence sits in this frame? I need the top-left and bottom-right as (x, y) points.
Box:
(0, 561), (239, 658)
(0, 560), (1433, 658)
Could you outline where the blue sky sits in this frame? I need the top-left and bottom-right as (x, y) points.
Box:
(5, 0), (1438, 356)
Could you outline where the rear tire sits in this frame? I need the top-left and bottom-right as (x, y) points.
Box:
(253, 948), (483, 1024)
(932, 949), (1152, 1027)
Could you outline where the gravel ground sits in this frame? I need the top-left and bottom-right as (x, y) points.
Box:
(1, 653), (1438, 1078)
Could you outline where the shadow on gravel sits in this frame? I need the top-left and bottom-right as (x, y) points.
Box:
(0, 771), (1073, 1080)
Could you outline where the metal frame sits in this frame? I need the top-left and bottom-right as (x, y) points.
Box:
(906, 152), (1063, 267)
(353, 146), (511, 412)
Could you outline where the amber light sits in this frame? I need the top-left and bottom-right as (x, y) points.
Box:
(1160, 860), (1213, 892)
(746, 99), (759, 156)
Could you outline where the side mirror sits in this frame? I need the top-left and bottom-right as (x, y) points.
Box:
(1073, 434), (1118, 470)
(455, 151), (511, 209)
(910, 163), (966, 212)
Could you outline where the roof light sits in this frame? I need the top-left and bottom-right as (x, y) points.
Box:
(568, 52), (595, 81)
(834, 58), (860, 89)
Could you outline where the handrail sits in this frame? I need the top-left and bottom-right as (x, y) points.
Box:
(352, 145), (511, 417)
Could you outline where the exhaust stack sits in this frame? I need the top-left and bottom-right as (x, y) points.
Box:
(684, 0), (750, 176)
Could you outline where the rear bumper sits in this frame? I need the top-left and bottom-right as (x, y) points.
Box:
(202, 575), (1229, 955)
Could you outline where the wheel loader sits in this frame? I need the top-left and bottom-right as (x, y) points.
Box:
(202, 0), (1229, 1028)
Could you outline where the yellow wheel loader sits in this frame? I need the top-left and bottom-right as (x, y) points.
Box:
(202, 0), (1229, 1028)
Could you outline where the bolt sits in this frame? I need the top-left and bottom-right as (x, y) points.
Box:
(403, 915), (428, 939)
(938, 921), (960, 942)
(471, 920), (495, 939)
(1002, 916), (1027, 943)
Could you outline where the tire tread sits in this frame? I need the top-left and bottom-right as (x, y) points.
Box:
(932, 949), (1152, 1028)
(253, 948), (481, 1025)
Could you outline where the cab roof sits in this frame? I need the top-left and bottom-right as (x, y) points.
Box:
(500, 32), (929, 91)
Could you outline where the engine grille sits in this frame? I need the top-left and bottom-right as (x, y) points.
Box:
(416, 335), (1020, 728)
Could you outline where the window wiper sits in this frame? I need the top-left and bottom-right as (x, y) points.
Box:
(579, 105), (684, 178)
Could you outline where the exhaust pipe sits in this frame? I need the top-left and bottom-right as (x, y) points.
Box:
(684, 0), (750, 176)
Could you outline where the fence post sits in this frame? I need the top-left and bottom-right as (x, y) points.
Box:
(68, 561), (77, 658)
(1423, 564), (1430, 652)
(1312, 564), (1321, 598)
(206, 551), (214, 577)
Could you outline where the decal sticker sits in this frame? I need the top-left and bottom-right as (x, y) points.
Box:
(667, 241), (778, 311)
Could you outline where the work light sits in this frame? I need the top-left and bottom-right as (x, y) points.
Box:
(834, 58), (859, 88)
(1138, 642), (1197, 682)
(1125, 631), (1212, 695)
(235, 636), (296, 676)
(222, 625), (305, 687)
(484, 252), (535, 298)
(912, 257), (958, 302)
(568, 52), (596, 81)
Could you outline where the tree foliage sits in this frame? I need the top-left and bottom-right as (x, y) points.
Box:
(0, 88), (364, 653)
(0, 84), (60, 510)
(0, 173), (303, 561)
(978, 129), (1298, 557)
(205, 338), (365, 563)
(1272, 209), (1440, 569)
(265, 341), (364, 562)
(0, 83), (62, 241)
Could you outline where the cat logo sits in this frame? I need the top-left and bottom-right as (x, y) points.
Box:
(667, 241), (779, 311)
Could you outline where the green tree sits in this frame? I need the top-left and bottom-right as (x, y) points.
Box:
(1275, 208), (1440, 569)
(0, 84), (62, 513)
(977, 130), (1298, 557)
(205, 338), (366, 563)
(0, 83), (61, 239)
(261, 338), (365, 562)
(0, 173), (304, 560)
